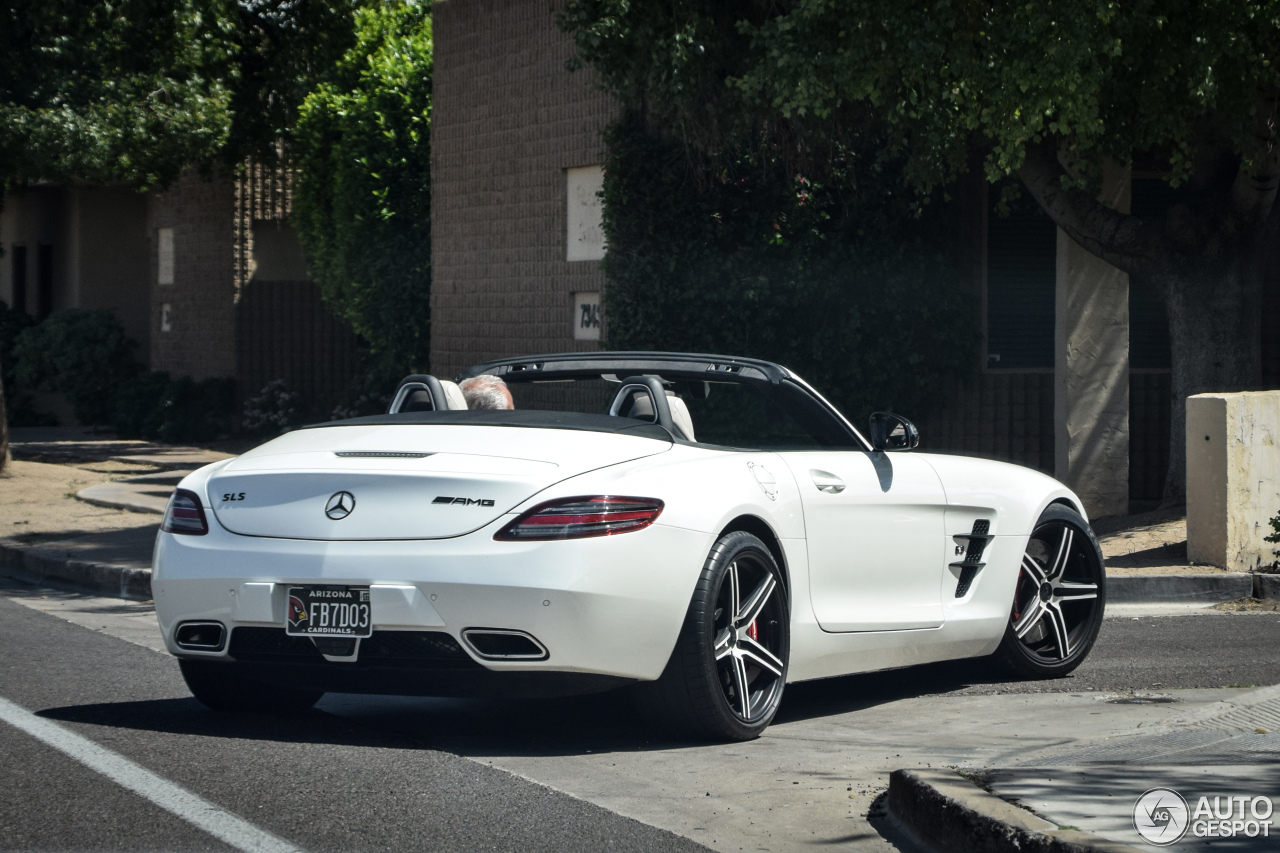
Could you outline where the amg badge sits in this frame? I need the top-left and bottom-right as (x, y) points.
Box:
(433, 496), (496, 507)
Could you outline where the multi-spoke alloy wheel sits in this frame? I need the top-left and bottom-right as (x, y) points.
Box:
(995, 504), (1106, 678)
(633, 531), (789, 740)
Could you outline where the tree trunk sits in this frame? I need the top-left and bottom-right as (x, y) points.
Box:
(0, 355), (9, 475)
(1158, 256), (1264, 505)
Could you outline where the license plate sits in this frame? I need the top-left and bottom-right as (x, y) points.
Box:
(286, 586), (372, 637)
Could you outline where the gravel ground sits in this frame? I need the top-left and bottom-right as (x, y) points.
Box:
(0, 459), (159, 541)
(1092, 506), (1237, 575)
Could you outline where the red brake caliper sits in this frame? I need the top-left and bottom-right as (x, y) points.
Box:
(747, 620), (759, 642)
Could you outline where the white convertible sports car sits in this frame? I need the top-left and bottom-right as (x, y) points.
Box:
(154, 352), (1106, 740)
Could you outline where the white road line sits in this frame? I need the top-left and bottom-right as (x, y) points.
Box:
(0, 695), (304, 853)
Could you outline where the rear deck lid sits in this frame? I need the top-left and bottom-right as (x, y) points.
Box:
(206, 423), (669, 540)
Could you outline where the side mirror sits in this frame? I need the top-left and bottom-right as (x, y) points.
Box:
(869, 412), (919, 451)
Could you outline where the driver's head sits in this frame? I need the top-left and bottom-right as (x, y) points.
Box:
(459, 375), (514, 410)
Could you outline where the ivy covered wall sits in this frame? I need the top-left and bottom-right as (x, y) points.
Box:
(599, 116), (979, 424)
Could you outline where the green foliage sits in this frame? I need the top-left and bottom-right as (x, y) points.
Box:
(241, 378), (304, 435)
(293, 2), (433, 368)
(0, 0), (237, 189)
(112, 371), (173, 438)
(223, 0), (364, 165)
(160, 375), (236, 442)
(560, 1), (1280, 192)
(0, 301), (33, 404)
(600, 118), (977, 422)
(1266, 511), (1280, 561)
(112, 371), (236, 442)
(327, 350), (402, 420)
(0, 301), (52, 428)
(12, 309), (141, 425)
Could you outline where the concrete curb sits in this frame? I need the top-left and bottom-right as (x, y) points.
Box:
(0, 539), (152, 601)
(1107, 573), (1253, 603)
(1255, 573), (1280, 598)
(887, 768), (1143, 853)
(76, 484), (167, 515)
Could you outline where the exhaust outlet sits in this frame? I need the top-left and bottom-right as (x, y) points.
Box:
(461, 629), (548, 661)
(175, 621), (226, 652)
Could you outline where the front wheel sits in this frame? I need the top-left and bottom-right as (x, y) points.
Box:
(633, 531), (789, 741)
(179, 659), (323, 714)
(994, 503), (1106, 678)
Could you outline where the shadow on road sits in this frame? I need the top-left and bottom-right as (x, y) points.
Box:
(37, 655), (1030, 758)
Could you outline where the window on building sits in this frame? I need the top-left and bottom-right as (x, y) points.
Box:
(10, 245), (26, 313)
(161, 303), (172, 332)
(986, 189), (1057, 369)
(36, 244), (53, 319)
(566, 166), (605, 261)
(158, 227), (175, 284)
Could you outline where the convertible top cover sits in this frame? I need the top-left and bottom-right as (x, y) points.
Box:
(302, 408), (674, 441)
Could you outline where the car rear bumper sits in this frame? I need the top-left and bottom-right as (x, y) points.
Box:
(152, 519), (710, 686)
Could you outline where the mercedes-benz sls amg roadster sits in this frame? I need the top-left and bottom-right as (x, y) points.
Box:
(154, 352), (1106, 740)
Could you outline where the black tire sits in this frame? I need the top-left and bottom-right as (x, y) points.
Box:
(633, 531), (789, 741)
(179, 659), (323, 714)
(994, 503), (1107, 678)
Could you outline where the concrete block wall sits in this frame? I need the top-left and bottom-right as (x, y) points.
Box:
(147, 169), (238, 379)
(430, 0), (617, 379)
(1187, 391), (1280, 571)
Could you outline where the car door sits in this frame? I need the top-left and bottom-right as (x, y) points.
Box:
(779, 450), (947, 631)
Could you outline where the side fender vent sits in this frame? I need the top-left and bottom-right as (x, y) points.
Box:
(952, 519), (992, 598)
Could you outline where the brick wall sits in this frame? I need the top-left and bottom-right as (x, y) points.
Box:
(430, 0), (616, 380)
(147, 169), (238, 379)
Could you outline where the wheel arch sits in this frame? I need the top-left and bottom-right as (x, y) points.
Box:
(1048, 496), (1081, 514)
(717, 514), (790, 600)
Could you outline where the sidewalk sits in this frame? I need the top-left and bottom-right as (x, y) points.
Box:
(0, 428), (233, 599)
(889, 685), (1280, 852)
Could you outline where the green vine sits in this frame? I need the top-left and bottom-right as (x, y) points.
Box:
(599, 116), (977, 423)
(292, 2), (433, 370)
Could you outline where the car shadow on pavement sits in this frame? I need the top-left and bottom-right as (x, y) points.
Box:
(36, 656), (1032, 758)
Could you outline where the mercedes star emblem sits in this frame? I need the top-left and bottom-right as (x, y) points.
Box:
(325, 491), (356, 520)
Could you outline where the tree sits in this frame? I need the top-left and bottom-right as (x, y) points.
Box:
(0, 0), (238, 189)
(293, 1), (433, 369)
(560, 0), (1280, 504)
(222, 0), (364, 166)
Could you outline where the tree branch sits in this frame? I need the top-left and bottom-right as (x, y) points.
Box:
(1017, 141), (1157, 277)
(1227, 85), (1280, 236)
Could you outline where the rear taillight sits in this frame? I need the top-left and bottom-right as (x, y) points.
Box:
(494, 496), (664, 541)
(162, 488), (209, 535)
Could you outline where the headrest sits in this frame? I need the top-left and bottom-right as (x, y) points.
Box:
(624, 390), (696, 442)
(439, 380), (468, 411)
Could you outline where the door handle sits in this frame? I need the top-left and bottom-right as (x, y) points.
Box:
(809, 470), (845, 494)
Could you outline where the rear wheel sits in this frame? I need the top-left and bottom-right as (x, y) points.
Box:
(633, 531), (789, 741)
(994, 504), (1106, 678)
(179, 659), (323, 714)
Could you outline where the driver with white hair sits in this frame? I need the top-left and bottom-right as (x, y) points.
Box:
(459, 375), (514, 410)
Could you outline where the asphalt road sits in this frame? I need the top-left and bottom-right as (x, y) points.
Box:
(1, 582), (1278, 853)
